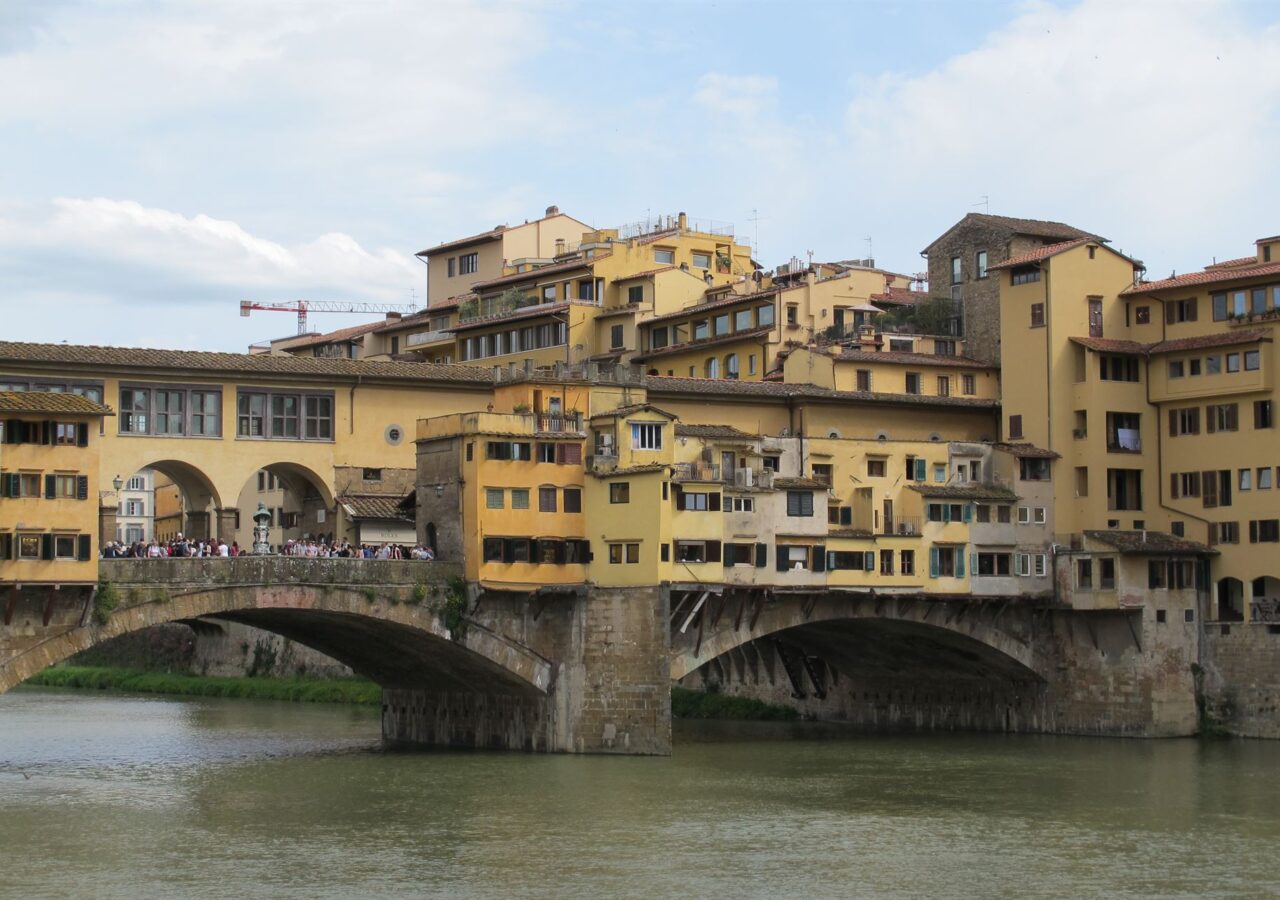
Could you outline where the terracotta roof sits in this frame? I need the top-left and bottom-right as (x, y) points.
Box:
(589, 463), (667, 478)
(674, 424), (755, 440)
(643, 376), (1001, 410)
(643, 288), (778, 326)
(922, 213), (1103, 255)
(273, 319), (390, 351)
(614, 266), (675, 281)
(415, 224), (508, 256)
(0, 341), (493, 385)
(993, 442), (1060, 460)
(869, 287), (929, 306)
(1069, 336), (1147, 354)
(446, 302), (570, 333)
(471, 254), (609, 290)
(835, 349), (994, 370)
(825, 527), (875, 539)
(909, 484), (1019, 501)
(1148, 328), (1270, 355)
(588, 403), (677, 421)
(1084, 530), (1215, 556)
(987, 238), (1092, 271)
(594, 306), (641, 319)
(1121, 261), (1280, 296)
(340, 494), (413, 522)
(0, 391), (113, 416)
(773, 476), (829, 490)
(632, 327), (774, 362)
(632, 227), (678, 246)
(1206, 256), (1258, 270)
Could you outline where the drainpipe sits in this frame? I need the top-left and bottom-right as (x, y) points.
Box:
(1042, 264), (1053, 451)
(349, 375), (362, 434)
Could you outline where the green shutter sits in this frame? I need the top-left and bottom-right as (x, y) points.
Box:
(44, 474), (56, 499)
(755, 543), (768, 567)
(915, 458), (926, 481)
(929, 547), (940, 578)
(77, 423), (89, 447)
(963, 504), (973, 523)
(76, 534), (91, 562)
(76, 475), (89, 501)
(864, 551), (875, 571)
(955, 548), (965, 578)
(811, 545), (825, 572)
(40, 533), (53, 560)
(776, 546), (789, 572)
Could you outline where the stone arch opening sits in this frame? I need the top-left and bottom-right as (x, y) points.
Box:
(1216, 577), (1245, 622)
(232, 462), (337, 550)
(109, 459), (223, 546)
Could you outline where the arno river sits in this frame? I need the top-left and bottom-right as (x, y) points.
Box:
(3, 689), (1280, 898)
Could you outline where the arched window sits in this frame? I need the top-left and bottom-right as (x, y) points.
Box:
(724, 353), (739, 379)
(705, 357), (719, 379)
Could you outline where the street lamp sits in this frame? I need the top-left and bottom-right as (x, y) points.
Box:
(113, 474), (123, 493)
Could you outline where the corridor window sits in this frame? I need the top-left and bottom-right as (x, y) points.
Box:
(512, 489), (529, 509)
(610, 482), (630, 504)
(154, 390), (185, 435)
(486, 488), (504, 509)
(270, 395), (300, 438)
(190, 392), (220, 436)
(237, 390), (332, 441)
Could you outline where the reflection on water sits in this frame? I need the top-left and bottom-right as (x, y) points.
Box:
(3, 687), (1280, 898)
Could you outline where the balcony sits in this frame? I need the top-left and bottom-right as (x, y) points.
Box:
(587, 453), (618, 474)
(535, 412), (583, 433)
(884, 516), (921, 536)
(672, 462), (722, 483)
(730, 467), (773, 490)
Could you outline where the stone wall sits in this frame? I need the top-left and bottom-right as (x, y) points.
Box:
(1200, 623), (1280, 738)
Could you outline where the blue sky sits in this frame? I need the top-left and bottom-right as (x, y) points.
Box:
(2, 0), (1278, 350)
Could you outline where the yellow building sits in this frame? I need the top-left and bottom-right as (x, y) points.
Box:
(153, 471), (184, 542)
(0, 392), (111, 585)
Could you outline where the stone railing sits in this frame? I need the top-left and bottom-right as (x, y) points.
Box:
(100, 557), (461, 587)
(1250, 599), (1280, 623)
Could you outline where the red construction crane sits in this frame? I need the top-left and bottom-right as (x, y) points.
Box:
(240, 300), (422, 335)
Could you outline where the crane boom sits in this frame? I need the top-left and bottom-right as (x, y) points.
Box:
(240, 300), (422, 334)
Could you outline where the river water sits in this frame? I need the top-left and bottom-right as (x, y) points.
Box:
(2, 689), (1279, 899)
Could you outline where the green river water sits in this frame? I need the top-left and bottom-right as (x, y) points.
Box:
(2, 687), (1279, 899)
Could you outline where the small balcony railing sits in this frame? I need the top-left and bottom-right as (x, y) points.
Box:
(672, 462), (721, 482)
(536, 413), (583, 433)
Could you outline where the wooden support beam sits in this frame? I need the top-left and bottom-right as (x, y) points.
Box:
(897, 598), (915, 619)
(734, 591), (748, 631)
(711, 592), (727, 628)
(42, 594), (56, 627)
(802, 594), (819, 621)
(669, 591), (692, 625)
(1125, 611), (1142, 653)
(1085, 618), (1099, 651)
(3, 589), (15, 627)
(679, 592), (709, 634)
(694, 606), (706, 657)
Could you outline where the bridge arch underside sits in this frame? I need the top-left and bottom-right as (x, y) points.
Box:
(680, 614), (1048, 735)
(1, 581), (554, 741)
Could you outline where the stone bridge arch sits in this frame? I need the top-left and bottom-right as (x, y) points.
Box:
(1, 560), (554, 739)
(671, 591), (1042, 683)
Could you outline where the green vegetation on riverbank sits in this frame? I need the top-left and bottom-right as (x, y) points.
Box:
(671, 686), (799, 721)
(25, 666), (381, 705)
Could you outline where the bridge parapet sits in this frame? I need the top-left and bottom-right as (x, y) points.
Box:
(99, 557), (461, 588)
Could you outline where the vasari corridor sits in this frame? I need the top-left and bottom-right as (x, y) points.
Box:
(4, 1), (1280, 896)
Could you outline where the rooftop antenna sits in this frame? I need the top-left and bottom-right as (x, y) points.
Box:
(975, 195), (990, 213)
(865, 236), (873, 263)
(747, 208), (766, 259)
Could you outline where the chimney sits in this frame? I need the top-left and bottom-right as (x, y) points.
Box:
(555, 238), (566, 255)
(545, 205), (560, 217)
(677, 211), (688, 231)
(385, 312), (402, 322)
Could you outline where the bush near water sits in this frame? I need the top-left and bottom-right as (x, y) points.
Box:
(26, 666), (382, 705)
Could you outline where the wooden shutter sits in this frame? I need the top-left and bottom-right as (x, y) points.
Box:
(558, 443), (582, 465)
(673, 485), (685, 510)
(839, 507), (853, 526)
(755, 543), (768, 567)
(706, 541), (721, 564)
(776, 546), (789, 572)
(708, 492), (721, 512)
(1203, 471), (1218, 508)
(1208, 523), (1219, 546)
(864, 551), (875, 571)
(1249, 520), (1258, 544)
(1170, 473), (1180, 499)
(1165, 302), (1176, 324)
(661, 543), (669, 562)
(1187, 298), (1197, 321)
(44, 474), (56, 499)
(1228, 404), (1238, 431)
(76, 534), (91, 561)
(76, 475), (88, 500)
(40, 533), (53, 560)
(1168, 409), (1177, 436)
(77, 423), (89, 447)
(1189, 472), (1200, 497)
(1206, 407), (1216, 433)
(811, 545), (825, 572)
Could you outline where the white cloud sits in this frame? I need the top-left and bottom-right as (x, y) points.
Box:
(694, 73), (779, 117)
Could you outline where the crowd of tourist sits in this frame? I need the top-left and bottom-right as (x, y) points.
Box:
(101, 535), (435, 560)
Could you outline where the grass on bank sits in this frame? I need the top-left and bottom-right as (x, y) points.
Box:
(25, 666), (382, 705)
(671, 686), (799, 721)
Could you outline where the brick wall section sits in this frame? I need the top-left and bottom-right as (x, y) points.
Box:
(1201, 624), (1280, 738)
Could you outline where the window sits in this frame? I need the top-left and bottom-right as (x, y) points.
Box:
(127, 475), (146, 491)
(930, 546), (963, 577)
(1240, 469), (1253, 492)
(950, 256), (962, 284)
(654, 248), (675, 265)
(1099, 558), (1116, 590)
(1008, 415), (1023, 440)
(1136, 306), (1150, 324)
(1011, 266), (1039, 285)
(786, 491), (814, 517)
(1166, 298), (1197, 323)
(190, 391), (220, 436)
(1251, 520), (1280, 543)
(154, 390), (184, 435)
(447, 257), (456, 278)
(880, 549), (895, 575)
(856, 369), (872, 391)
(976, 250), (988, 279)
(730, 497), (754, 513)
(1099, 356), (1141, 382)
(936, 376), (950, 397)
(691, 250), (711, 269)
(487, 441), (531, 461)
(758, 304), (775, 327)
(866, 459), (886, 478)
(933, 463), (946, 483)
(610, 325), (624, 350)
(361, 468), (382, 483)
(1168, 360), (1184, 378)
(610, 482), (630, 504)
(511, 489), (529, 509)
(1105, 412), (1141, 452)
(538, 487), (557, 512)
(486, 488), (504, 509)
(459, 252), (478, 275)
(786, 304), (798, 325)
(631, 423), (663, 450)
(1020, 458), (1051, 480)
(704, 358), (719, 379)
(812, 464), (833, 486)
(1226, 352), (1241, 373)
(675, 540), (709, 563)
(650, 327), (669, 350)
(1169, 407), (1199, 436)
(678, 491), (711, 511)
(1245, 350), (1261, 371)
(926, 503), (964, 523)
(735, 308), (753, 331)
(905, 372), (921, 394)
(1189, 359), (1201, 376)
(975, 504), (991, 523)
(962, 374), (976, 395)
(1215, 522), (1240, 544)
(934, 340), (956, 357)
(237, 393), (265, 437)
(761, 455), (780, 472)
(1077, 558), (1093, 589)
(563, 488), (582, 513)
(975, 552), (1012, 577)
(1260, 468), (1273, 490)
(628, 285), (644, 304)
(1030, 303), (1045, 327)
(577, 280), (594, 302)
(901, 550), (915, 575)
(1207, 404), (1238, 433)
(724, 543), (755, 566)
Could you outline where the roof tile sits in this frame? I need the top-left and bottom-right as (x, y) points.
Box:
(1121, 261), (1280, 296)
(0, 391), (113, 416)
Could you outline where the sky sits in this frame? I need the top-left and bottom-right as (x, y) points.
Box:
(2, 0), (1279, 352)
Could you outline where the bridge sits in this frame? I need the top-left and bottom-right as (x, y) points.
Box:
(1, 560), (1200, 753)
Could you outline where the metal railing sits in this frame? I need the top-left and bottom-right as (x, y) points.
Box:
(672, 462), (721, 482)
(536, 413), (583, 433)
